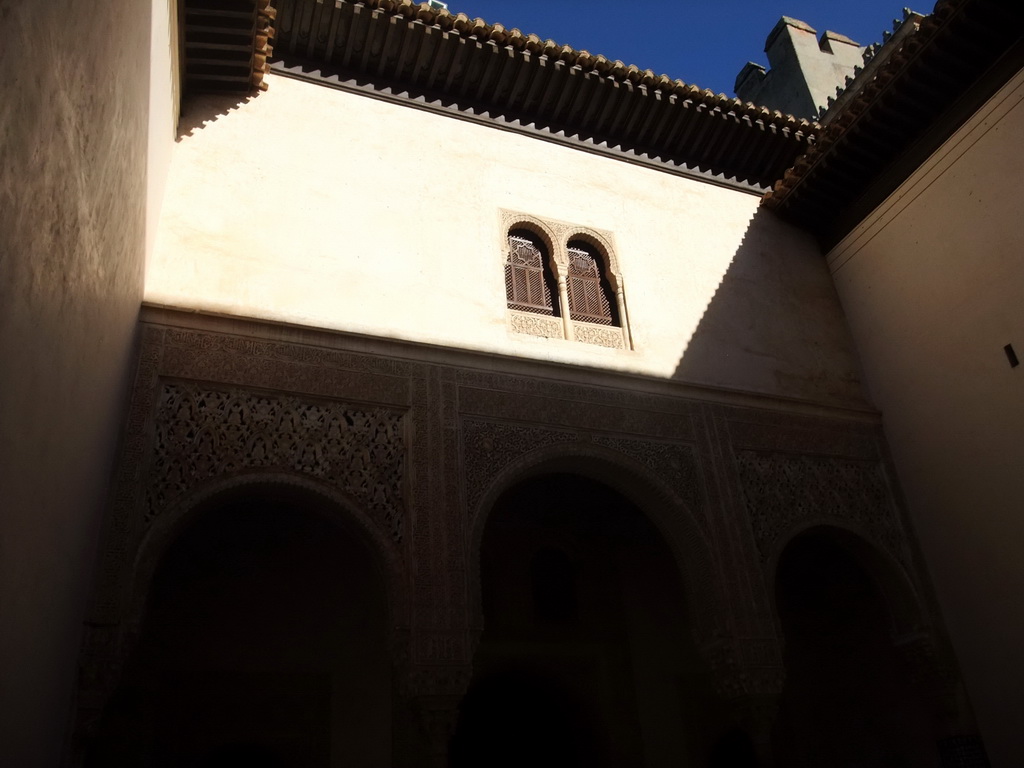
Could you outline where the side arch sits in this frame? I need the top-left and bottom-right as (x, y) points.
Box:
(767, 521), (928, 641)
(768, 522), (961, 764)
(467, 442), (722, 646)
(83, 471), (406, 767)
(128, 471), (411, 644)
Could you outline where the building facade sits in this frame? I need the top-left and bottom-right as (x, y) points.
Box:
(2, 0), (1021, 766)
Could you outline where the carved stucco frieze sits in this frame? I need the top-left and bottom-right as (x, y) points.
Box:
(461, 419), (709, 551)
(508, 308), (626, 350)
(455, 370), (698, 433)
(704, 636), (787, 701)
(405, 663), (474, 702)
(462, 420), (577, 517)
(414, 367), (472, 660)
(508, 310), (563, 339)
(590, 434), (704, 529)
(735, 449), (911, 569)
(572, 321), (625, 349)
(162, 328), (419, 379)
(727, 413), (880, 461)
(462, 421), (704, 518)
(148, 382), (408, 542)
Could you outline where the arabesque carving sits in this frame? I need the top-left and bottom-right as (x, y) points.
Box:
(703, 637), (786, 700)
(462, 420), (577, 516)
(462, 420), (705, 537)
(573, 321), (625, 349)
(736, 450), (910, 567)
(148, 382), (407, 541)
(508, 310), (563, 339)
(591, 434), (702, 525)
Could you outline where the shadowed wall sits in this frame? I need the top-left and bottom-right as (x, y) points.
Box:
(0, 1), (155, 764)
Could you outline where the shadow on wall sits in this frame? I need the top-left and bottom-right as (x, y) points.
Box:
(177, 91), (259, 141)
(672, 207), (866, 409)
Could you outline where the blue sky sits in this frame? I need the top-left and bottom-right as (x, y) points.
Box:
(444, 0), (928, 96)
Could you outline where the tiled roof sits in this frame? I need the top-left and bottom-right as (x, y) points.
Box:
(270, 0), (819, 189)
(763, 0), (1024, 247)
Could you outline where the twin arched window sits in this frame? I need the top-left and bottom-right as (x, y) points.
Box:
(505, 229), (618, 327)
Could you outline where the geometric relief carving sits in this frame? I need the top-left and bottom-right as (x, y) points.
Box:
(703, 637), (786, 700)
(509, 312), (625, 350)
(462, 419), (575, 515)
(591, 434), (703, 525)
(462, 419), (703, 527)
(736, 450), (908, 567)
(508, 313), (626, 351)
(937, 735), (991, 768)
(573, 321), (624, 349)
(508, 310), (563, 340)
(148, 382), (407, 541)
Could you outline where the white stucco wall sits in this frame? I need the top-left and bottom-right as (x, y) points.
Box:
(147, 0), (180, 260)
(0, 0), (168, 764)
(150, 73), (866, 409)
(827, 68), (1024, 765)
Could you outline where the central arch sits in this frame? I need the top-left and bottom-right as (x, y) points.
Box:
(458, 447), (731, 767)
(466, 444), (721, 645)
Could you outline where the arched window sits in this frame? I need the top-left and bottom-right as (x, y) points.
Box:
(566, 241), (617, 326)
(505, 229), (558, 316)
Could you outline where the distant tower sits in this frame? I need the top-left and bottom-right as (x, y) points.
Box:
(735, 17), (864, 119)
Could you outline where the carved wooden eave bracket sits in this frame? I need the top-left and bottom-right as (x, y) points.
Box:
(183, 0), (277, 94)
(763, 0), (1024, 248)
(253, 0), (277, 90)
(269, 0), (820, 188)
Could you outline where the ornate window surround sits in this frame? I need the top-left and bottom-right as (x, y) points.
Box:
(499, 210), (633, 350)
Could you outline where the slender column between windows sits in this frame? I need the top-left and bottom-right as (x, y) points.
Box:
(615, 284), (631, 349)
(558, 276), (575, 341)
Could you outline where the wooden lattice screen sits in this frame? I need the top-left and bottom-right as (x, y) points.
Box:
(566, 244), (616, 325)
(506, 232), (557, 315)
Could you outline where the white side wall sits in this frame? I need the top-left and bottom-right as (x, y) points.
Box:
(827, 69), (1024, 765)
(149, 74), (866, 409)
(0, 0), (175, 763)
(147, 0), (180, 260)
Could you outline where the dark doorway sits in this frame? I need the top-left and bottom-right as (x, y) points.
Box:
(87, 484), (391, 768)
(449, 665), (601, 768)
(452, 472), (728, 768)
(200, 742), (285, 768)
(708, 728), (758, 768)
(773, 528), (939, 767)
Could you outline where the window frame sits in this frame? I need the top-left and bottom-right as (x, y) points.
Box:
(500, 210), (632, 350)
(565, 241), (619, 327)
(505, 229), (559, 317)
